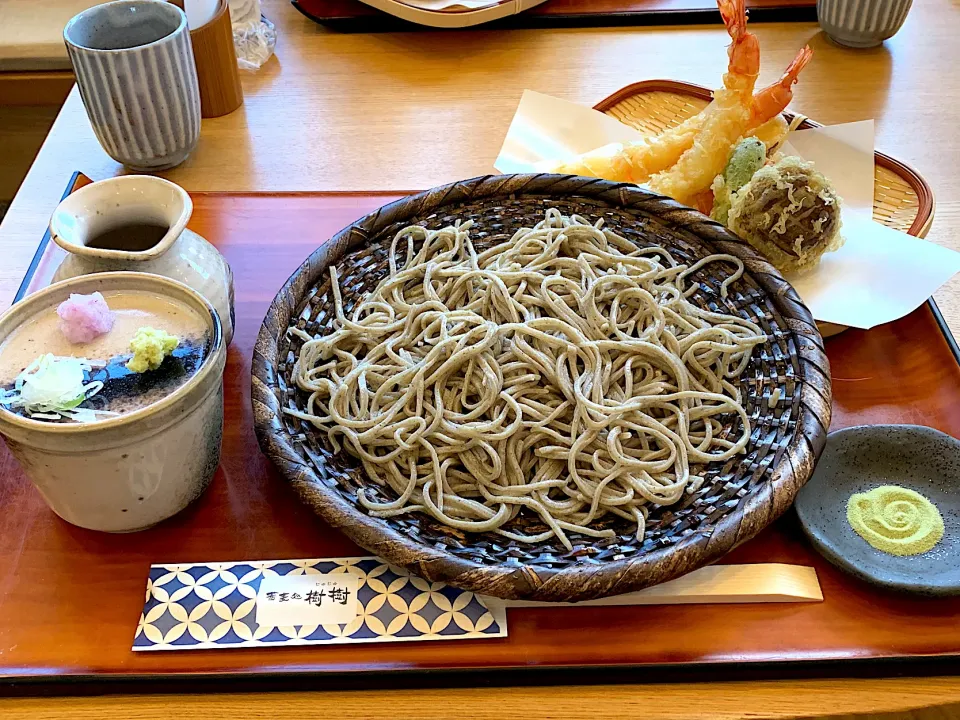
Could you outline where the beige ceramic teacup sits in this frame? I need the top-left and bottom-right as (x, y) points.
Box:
(0, 272), (225, 533)
(63, 0), (201, 170)
(818, 0), (913, 47)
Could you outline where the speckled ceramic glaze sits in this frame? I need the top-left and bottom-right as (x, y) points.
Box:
(796, 425), (960, 596)
(0, 273), (225, 533)
(63, 0), (200, 171)
(50, 175), (235, 344)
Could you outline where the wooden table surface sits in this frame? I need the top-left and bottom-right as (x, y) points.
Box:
(2, 0), (960, 717)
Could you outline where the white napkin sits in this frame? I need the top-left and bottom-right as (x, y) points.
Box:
(228, 0), (276, 70)
(228, 0), (261, 25)
(780, 122), (960, 328)
(495, 91), (645, 174)
(494, 92), (960, 329)
(184, 0), (221, 28)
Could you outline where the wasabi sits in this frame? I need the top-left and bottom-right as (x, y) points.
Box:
(127, 327), (179, 373)
(847, 486), (944, 557)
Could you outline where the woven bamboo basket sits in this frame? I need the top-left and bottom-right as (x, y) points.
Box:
(253, 174), (832, 602)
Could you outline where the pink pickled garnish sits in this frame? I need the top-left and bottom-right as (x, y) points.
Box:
(56, 292), (116, 344)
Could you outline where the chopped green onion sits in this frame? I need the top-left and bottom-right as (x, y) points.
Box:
(0, 354), (118, 422)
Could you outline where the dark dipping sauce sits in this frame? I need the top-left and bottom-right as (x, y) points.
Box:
(1, 336), (211, 422)
(86, 223), (169, 252)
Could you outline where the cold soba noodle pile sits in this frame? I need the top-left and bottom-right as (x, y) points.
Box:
(288, 210), (766, 550)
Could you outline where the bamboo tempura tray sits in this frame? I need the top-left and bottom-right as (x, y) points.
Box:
(594, 80), (935, 237)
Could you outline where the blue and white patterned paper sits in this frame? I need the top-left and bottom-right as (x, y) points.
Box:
(134, 556), (507, 651)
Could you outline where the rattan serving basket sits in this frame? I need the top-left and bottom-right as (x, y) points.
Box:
(253, 173), (831, 602)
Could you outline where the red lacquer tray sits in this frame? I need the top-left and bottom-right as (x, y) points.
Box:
(2, 173), (960, 694)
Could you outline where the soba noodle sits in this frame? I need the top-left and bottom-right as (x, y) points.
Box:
(287, 209), (766, 550)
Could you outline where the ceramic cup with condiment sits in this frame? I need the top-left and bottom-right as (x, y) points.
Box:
(49, 175), (234, 344)
(817, 0), (913, 48)
(63, 0), (201, 170)
(0, 272), (225, 533)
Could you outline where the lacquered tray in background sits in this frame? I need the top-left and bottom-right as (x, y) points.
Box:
(293, 0), (817, 32)
(2, 173), (960, 694)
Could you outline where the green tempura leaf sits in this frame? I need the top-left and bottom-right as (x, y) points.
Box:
(711, 137), (767, 227)
(724, 137), (766, 192)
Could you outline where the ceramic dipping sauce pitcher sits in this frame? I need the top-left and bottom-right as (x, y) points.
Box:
(50, 175), (235, 343)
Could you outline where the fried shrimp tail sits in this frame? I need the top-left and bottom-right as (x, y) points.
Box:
(750, 45), (814, 127)
(718, 0), (760, 100)
(549, 0), (760, 183)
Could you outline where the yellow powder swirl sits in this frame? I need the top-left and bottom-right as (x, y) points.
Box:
(846, 486), (944, 557)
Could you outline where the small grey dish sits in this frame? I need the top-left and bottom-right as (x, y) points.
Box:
(796, 424), (960, 596)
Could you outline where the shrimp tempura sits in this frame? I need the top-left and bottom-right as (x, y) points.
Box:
(550, 0), (761, 184)
(647, 45), (813, 207)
